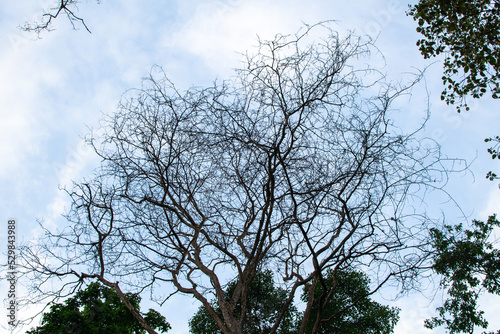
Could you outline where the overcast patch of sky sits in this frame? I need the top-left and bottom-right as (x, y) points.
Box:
(1, 1), (499, 333)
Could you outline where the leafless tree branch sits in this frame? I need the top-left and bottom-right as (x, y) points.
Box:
(17, 23), (465, 334)
(20, 0), (98, 36)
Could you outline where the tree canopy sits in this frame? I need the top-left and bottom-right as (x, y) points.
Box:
(189, 271), (299, 334)
(408, 0), (500, 111)
(19, 24), (458, 334)
(409, 4), (500, 331)
(26, 282), (171, 334)
(190, 269), (400, 334)
(425, 215), (500, 334)
(302, 270), (400, 334)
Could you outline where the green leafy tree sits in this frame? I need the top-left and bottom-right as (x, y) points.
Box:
(408, 0), (500, 111)
(425, 215), (500, 334)
(408, 0), (500, 182)
(301, 270), (400, 334)
(409, 5), (500, 331)
(190, 270), (400, 334)
(189, 271), (299, 334)
(27, 282), (171, 334)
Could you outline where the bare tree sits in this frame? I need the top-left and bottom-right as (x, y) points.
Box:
(20, 0), (98, 35)
(20, 24), (460, 334)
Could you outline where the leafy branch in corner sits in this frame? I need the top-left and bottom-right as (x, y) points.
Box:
(426, 215), (500, 334)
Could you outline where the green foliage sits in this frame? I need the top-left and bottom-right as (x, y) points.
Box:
(189, 270), (400, 334)
(408, 0), (500, 111)
(485, 136), (500, 180)
(426, 215), (500, 334)
(408, 0), (500, 182)
(301, 270), (400, 334)
(189, 271), (299, 334)
(27, 282), (171, 334)
(409, 5), (500, 331)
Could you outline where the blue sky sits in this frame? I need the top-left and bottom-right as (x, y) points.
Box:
(1, 1), (499, 333)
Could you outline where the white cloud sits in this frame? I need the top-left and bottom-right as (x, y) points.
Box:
(0, 50), (49, 178)
(169, 0), (331, 76)
(481, 186), (500, 218)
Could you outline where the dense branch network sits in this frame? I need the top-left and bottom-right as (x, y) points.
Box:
(19, 24), (461, 334)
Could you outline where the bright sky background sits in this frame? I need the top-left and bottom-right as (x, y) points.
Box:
(1, 1), (499, 333)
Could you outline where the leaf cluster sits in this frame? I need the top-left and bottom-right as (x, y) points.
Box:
(303, 270), (399, 334)
(426, 215), (500, 334)
(189, 271), (299, 334)
(189, 270), (400, 334)
(408, 0), (500, 111)
(485, 136), (500, 180)
(27, 282), (171, 334)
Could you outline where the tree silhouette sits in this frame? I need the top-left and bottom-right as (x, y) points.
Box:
(20, 23), (460, 334)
